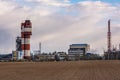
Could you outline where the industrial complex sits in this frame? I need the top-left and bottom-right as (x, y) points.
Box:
(104, 20), (120, 60)
(12, 20), (32, 61)
(0, 19), (120, 61)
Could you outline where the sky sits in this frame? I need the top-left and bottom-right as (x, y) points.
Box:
(0, 0), (120, 54)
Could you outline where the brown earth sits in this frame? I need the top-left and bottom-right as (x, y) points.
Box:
(0, 60), (120, 80)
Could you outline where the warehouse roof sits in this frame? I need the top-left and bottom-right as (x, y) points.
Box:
(70, 44), (89, 46)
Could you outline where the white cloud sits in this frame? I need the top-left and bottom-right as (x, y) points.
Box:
(0, 0), (120, 54)
(26, 0), (71, 7)
(0, 0), (15, 15)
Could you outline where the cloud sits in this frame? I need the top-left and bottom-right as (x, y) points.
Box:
(0, 0), (15, 15)
(0, 0), (120, 54)
(25, 0), (71, 7)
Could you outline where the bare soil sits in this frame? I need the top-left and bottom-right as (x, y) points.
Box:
(0, 60), (120, 80)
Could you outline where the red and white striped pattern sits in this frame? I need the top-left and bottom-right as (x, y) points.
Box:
(21, 20), (32, 60)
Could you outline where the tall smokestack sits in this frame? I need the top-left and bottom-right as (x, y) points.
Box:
(107, 19), (111, 53)
(21, 20), (32, 60)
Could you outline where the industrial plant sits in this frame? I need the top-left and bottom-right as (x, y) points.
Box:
(104, 20), (120, 60)
(0, 19), (120, 62)
(12, 20), (32, 61)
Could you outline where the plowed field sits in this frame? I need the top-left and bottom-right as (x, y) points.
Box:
(0, 60), (120, 80)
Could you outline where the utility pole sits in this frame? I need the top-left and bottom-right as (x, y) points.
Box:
(39, 42), (41, 54)
(119, 44), (120, 51)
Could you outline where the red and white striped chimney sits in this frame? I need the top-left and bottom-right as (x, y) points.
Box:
(21, 20), (32, 60)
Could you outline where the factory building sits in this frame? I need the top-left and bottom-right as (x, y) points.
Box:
(33, 52), (67, 61)
(12, 36), (23, 60)
(68, 44), (90, 55)
(68, 44), (90, 60)
(54, 52), (67, 61)
(12, 51), (18, 60)
(12, 36), (21, 61)
(104, 48), (120, 60)
(0, 53), (12, 62)
(21, 20), (32, 60)
(16, 36), (23, 60)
